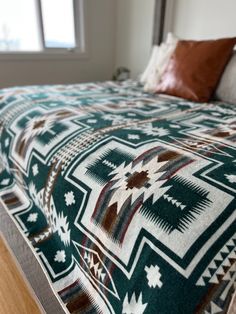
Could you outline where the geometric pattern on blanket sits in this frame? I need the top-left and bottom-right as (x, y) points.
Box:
(0, 81), (235, 314)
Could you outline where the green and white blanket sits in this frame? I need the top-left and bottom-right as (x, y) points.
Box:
(0, 81), (235, 313)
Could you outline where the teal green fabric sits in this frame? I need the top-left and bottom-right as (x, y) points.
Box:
(0, 81), (235, 314)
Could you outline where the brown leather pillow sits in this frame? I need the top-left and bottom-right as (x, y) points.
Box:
(155, 37), (236, 102)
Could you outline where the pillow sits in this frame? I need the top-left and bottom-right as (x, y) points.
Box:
(215, 51), (236, 104)
(155, 37), (236, 102)
(140, 33), (178, 92)
(140, 45), (159, 84)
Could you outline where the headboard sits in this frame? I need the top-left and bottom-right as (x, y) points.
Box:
(152, 0), (167, 45)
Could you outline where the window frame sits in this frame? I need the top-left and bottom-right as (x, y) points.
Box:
(0, 0), (86, 60)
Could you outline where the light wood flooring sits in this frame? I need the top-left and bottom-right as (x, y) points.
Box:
(0, 234), (43, 314)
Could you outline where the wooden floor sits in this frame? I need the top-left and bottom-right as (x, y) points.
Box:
(0, 234), (43, 314)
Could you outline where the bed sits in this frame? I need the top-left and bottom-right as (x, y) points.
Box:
(0, 80), (235, 313)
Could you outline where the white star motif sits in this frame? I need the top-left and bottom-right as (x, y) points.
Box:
(128, 123), (170, 137)
(32, 164), (39, 176)
(27, 213), (38, 223)
(64, 191), (75, 206)
(103, 114), (133, 125)
(145, 126), (170, 137)
(87, 119), (97, 124)
(128, 134), (140, 140)
(145, 265), (163, 288)
(0, 178), (10, 186)
(170, 124), (181, 129)
(225, 174), (236, 183)
(211, 112), (221, 117)
(4, 138), (10, 147)
(54, 250), (66, 263)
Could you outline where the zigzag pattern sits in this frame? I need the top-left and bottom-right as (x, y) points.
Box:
(1, 101), (33, 126)
(34, 226), (53, 244)
(50, 130), (104, 174)
(102, 159), (117, 170)
(196, 233), (236, 286)
(44, 160), (61, 219)
(84, 252), (106, 283)
(163, 194), (186, 210)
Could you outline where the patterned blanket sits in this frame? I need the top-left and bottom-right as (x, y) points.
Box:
(0, 80), (235, 314)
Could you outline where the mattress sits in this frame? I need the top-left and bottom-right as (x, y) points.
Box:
(0, 80), (235, 313)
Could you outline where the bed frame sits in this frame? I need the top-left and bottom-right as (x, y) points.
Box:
(0, 203), (65, 313)
(153, 0), (167, 44)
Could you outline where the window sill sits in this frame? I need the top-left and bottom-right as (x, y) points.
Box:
(0, 51), (89, 62)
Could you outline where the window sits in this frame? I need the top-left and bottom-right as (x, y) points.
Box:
(0, 0), (84, 54)
(41, 0), (76, 49)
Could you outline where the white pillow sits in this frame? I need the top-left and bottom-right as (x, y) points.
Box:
(141, 33), (178, 92)
(140, 45), (159, 84)
(215, 51), (236, 104)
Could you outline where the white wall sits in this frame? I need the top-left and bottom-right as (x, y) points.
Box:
(114, 0), (236, 80)
(170, 0), (236, 40)
(0, 0), (116, 88)
(115, 0), (155, 79)
(2, 0), (235, 88)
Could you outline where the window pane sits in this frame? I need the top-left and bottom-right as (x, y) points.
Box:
(0, 0), (41, 51)
(41, 0), (76, 48)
